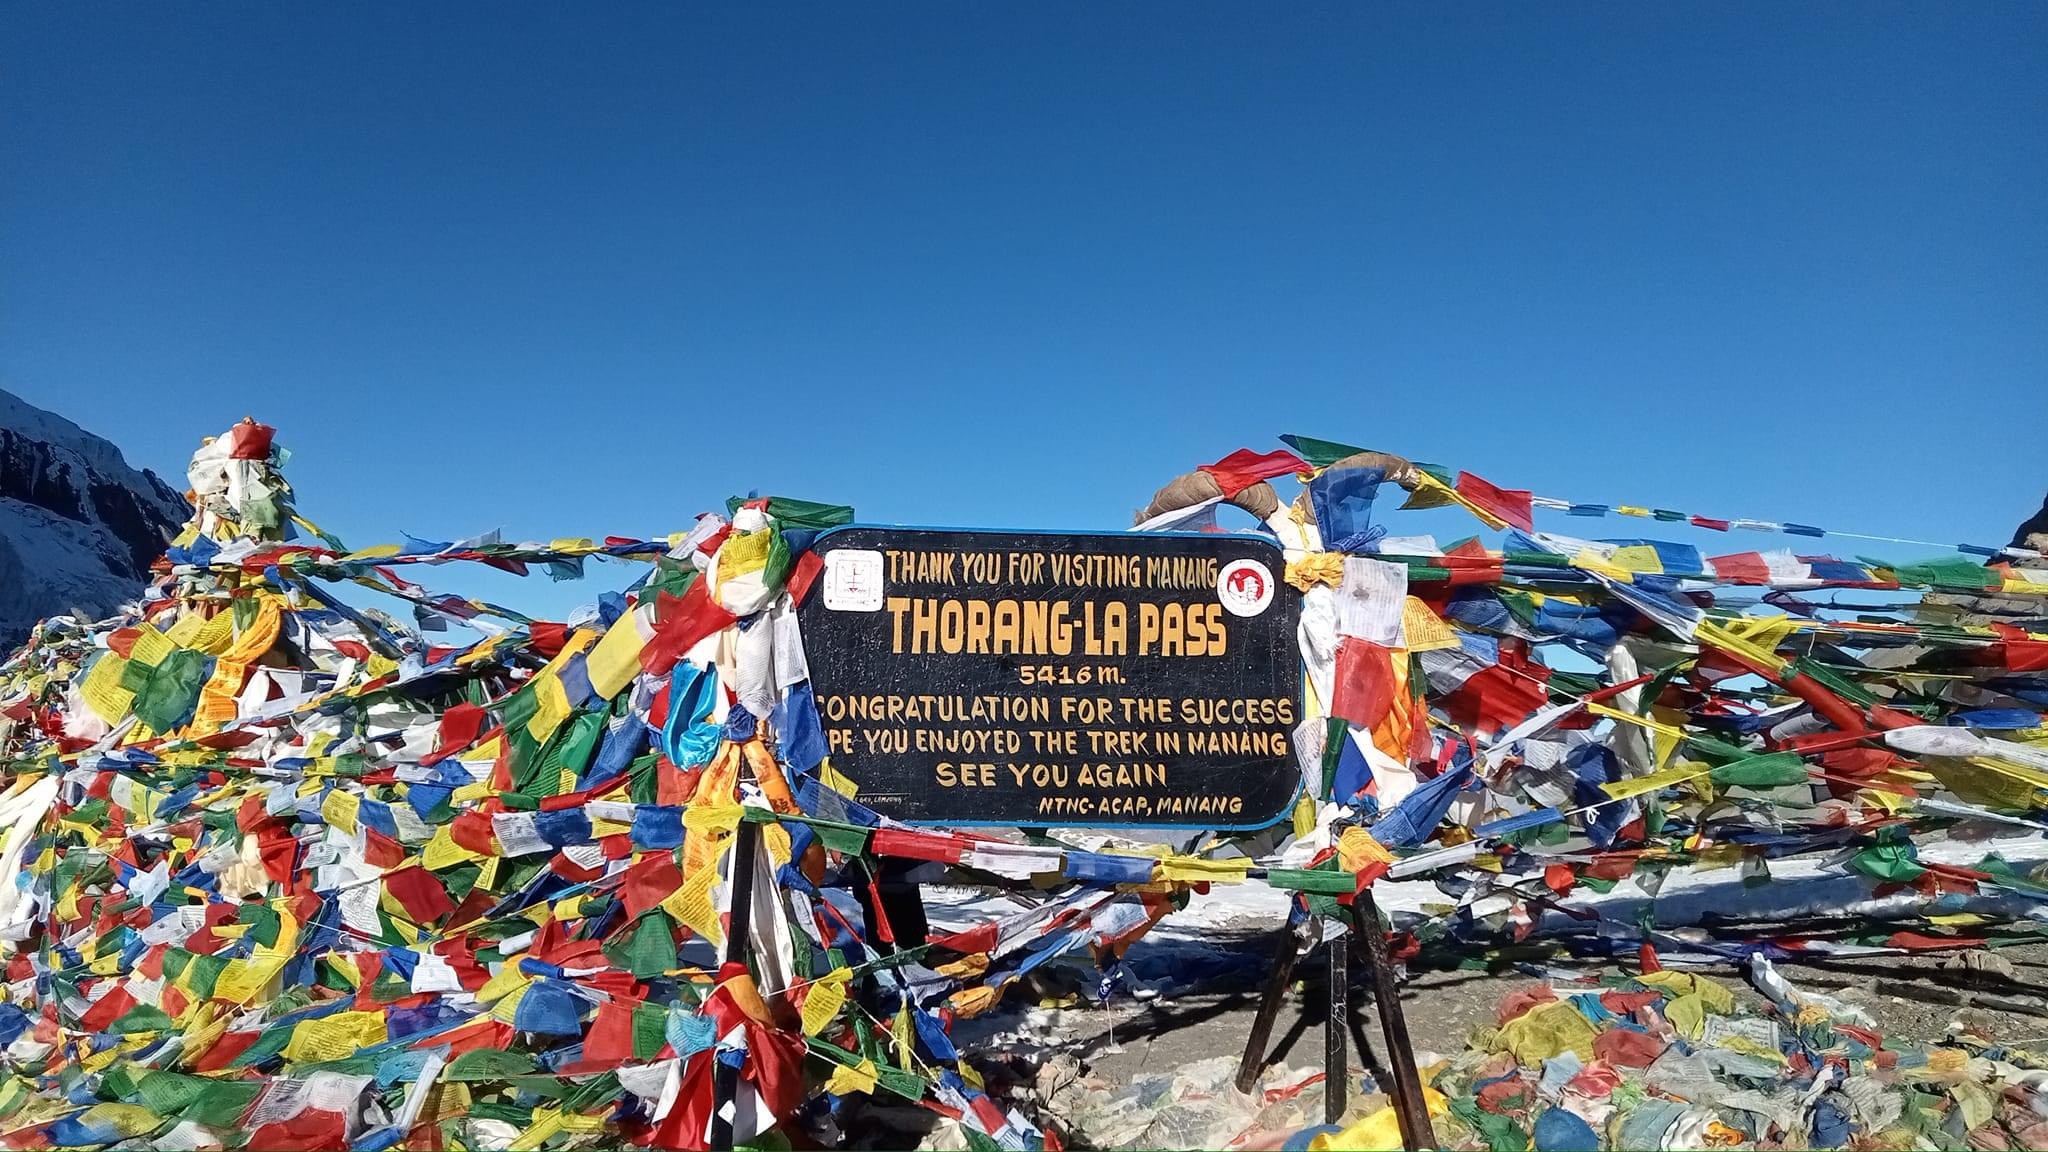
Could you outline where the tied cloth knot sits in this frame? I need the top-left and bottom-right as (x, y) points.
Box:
(1286, 553), (1345, 591)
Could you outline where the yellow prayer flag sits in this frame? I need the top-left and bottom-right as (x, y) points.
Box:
(584, 612), (647, 701)
(515, 1110), (568, 1150)
(1337, 827), (1393, 875)
(164, 612), (206, 648)
(79, 653), (136, 723)
(891, 1001), (914, 1070)
(1585, 703), (1688, 742)
(1607, 545), (1664, 575)
(477, 965), (532, 1007)
(283, 1010), (387, 1063)
(818, 758), (860, 799)
(717, 530), (773, 582)
(1572, 550), (1635, 583)
(320, 788), (361, 837)
(801, 969), (852, 1036)
(1600, 760), (1711, 802)
(682, 803), (745, 836)
(1695, 619), (1790, 676)
(1401, 597), (1461, 652)
(824, 1059), (879, 1097)
(663, 866), (723, 947)
(1159, 856), (1253, 884)
(128, 626), (174, 667)
(764, 822), (793, 868)
(423, 827), (483, 871)
(526, 671), (571, 744)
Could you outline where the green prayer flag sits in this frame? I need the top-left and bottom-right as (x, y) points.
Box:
(182, 952), (228, 1000)
(236, 902), (282, 948)
(1891, 556), (2001, 592)
(178, 1081), (263, 1129)
(227, 1023), (294, 1069)
(540, 710), (607, 783)
(131, 648), (211, 734)
(132, 1073), (205, 1115)
(1319, 716), (1346, 801)
(1265, 868), (1357, 895)
(98, 1065), (140, 1103)
(1849, 827), (1926, 883)
(111, 1003), (175, 1035)
(874, 1063), (927, 1102)
(498, 683), (540, 738)
(445, 1048), (540, 1080)
(631, 1002), (669, 1061)
(1279, 433), (1370, 468)
(724, 495), (856, 531)
(1451, 1096), (1532, 1152)
(812, 822), (872, 857)
(1709, 752), (1810, 790)
(606, 911), (678, 979)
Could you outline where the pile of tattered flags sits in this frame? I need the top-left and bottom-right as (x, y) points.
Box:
(0, 420), (2044, 1150)
(1395, 957), (2048, 1151)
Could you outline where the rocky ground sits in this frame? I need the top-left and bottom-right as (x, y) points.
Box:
(840, 883), (2048, 1149)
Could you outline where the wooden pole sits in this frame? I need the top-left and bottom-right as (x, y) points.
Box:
(709, 819), (762, 1152)
(1233, 921), (1301, 1093)
(1354, 889), (1436, 1151)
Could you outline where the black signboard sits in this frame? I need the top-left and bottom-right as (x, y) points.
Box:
(796, 527), (1303, 828)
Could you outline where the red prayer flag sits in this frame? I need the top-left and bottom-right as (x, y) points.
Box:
(450, 810), (499, 857)
(870, 828), (969, 865)
(384, 868), (455, 924)
(620, 854), (684, 920)
(2003, 640), (2048, 673)
(364, 828), (406, 869)
(223, 419), (277, 461)
(640, 580), (737, 677)
(1439, 664), (1548, 736)
(1199, 448), (1310, 497)
(931, 920), (999, 956)
(1455, 471), (1535, 532)
(79, 986), (136, 1032)
(1330, 638), (1398, 730)
(655, 969), (806, 1151)
(581, 1000), (639, 1066)
(786, 549), (825, 607)
(422, 703), (488, 767)
(189, 1028), (262, 1073)
(1542, 862), (1575, 895)
(527, 622), (569, 659)
(1708, 553), (1771, 585)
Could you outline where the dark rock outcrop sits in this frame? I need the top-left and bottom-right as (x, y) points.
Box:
(0, 388), (187, 648)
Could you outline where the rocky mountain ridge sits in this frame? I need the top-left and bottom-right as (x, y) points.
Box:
(0, 388), (188, 648)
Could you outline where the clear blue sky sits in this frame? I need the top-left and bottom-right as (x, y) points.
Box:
(5, 5), (2044, 616)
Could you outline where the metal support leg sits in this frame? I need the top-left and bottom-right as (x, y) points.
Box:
(709, 819), (761, 1152)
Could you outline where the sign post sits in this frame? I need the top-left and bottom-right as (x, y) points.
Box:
(796, 525), (1432, 1148)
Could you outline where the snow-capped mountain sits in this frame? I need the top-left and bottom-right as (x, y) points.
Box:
(0, 388), (187, 649)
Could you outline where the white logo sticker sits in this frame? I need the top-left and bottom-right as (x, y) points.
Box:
(822, 549), (885, 612)
(1216, 558), (1275, 617)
